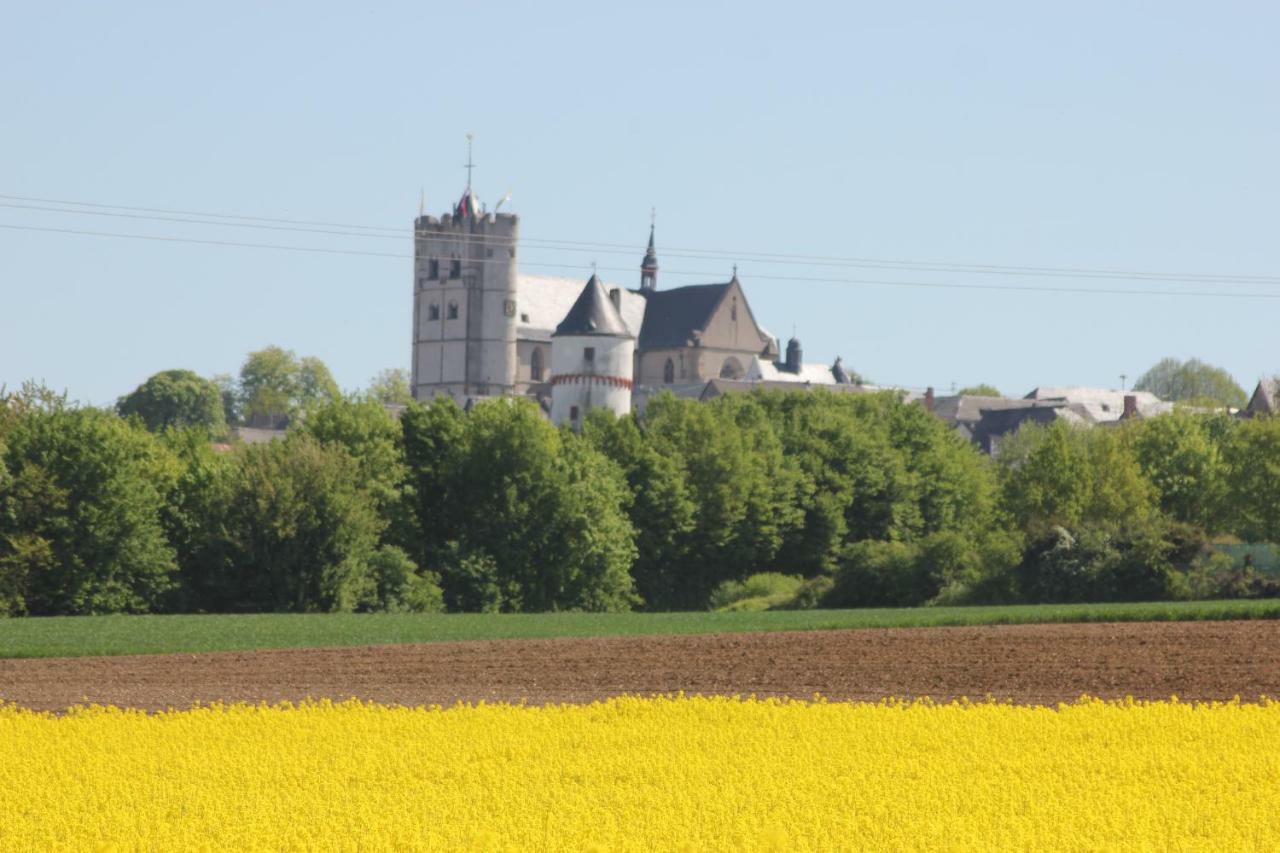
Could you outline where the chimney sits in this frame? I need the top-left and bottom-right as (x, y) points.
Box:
(1121, 394), (1139, 420)
(924, 386), (935, 413)
(609, 287), (622, 311)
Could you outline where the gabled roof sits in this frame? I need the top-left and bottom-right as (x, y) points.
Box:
(748, 357), (840, 385)
(635, 282), (731, 348)
(553, 274), (633, 338)
(1248, 379), (1280, 415)
(931, 395), (1042, 425)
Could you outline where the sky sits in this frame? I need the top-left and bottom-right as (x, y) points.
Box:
(2, 1), (1277, 405)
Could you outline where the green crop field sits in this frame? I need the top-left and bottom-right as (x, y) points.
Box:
(1, 599), (1278, 659)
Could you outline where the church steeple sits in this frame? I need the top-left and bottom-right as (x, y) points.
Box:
(640, 211), (658, 292)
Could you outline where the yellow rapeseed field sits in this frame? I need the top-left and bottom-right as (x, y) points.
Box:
(1, 696), (1278, 851)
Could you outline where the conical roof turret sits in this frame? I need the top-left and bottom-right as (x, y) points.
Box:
(554, 274), (634, 337)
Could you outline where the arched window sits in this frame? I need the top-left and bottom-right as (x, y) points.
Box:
(663, 358), (675, 384)
(719, 357), (744, 380)
(447, 302), (458, 320)
(531, 348), (544, 382)
(428, 303), (440, 321)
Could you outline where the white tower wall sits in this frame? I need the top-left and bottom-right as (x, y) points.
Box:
(550, 334), (635, 426)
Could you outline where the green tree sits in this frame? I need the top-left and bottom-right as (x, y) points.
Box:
(0, 406), (179, 615)
(958, 384), (1002, 397)
(297, 397), (417, 550)
(999, 421), (1155, 536)
(237, 347), (340, 428)
(1222, 417), (1280, 544)
(117, 369), (227, 436)
(581, 408), (697, 610)
(403, 398), (637, 612)
(216, 434), (384, 612)
(366, 369), (413, 406)
(1127, 411), (1227, 532)
(1133, 357), (1247, 409)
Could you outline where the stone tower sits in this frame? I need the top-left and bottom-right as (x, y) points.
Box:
(550, 274), (636, 427)
(411, 188), (519, 401)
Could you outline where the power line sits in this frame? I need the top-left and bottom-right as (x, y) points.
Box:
(5, 221), (1280, 300)
(4, 191), (1279, 286)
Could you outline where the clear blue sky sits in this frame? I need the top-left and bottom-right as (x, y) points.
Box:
(3, 1), (1277, 404)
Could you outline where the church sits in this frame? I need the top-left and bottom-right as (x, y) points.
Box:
(410, 183), (855, 424)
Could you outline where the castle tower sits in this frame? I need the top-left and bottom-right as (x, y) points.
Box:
(640, 222), (658, 292)
(550, 274), (636, 427)
(411, 188), (519, 401)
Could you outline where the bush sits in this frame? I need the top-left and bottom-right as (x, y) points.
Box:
(368, 546), (444, 613)
(709, 572), (804, 611)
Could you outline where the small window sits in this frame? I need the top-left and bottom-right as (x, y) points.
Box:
(447, 302), (459, 320)
(520, 313), (530, 323)
(418, 277), (428, 290)
(428, 304), (440, 321)
(531, 348), (544, 382)
(663, 358), (675, 384)
(584, 347), (595, 364)
(450, 259), (462, 279)
(731, 299), (738, 321)
(428, 259), (440, 279)
(570, 405), (580, 421)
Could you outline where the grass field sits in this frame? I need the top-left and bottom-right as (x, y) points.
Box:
(1, 599), (1278, 659)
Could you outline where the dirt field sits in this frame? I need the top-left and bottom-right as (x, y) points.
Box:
(2, 620), (1278, 711)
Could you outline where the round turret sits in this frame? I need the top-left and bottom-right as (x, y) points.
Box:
(550, 274), (636, 427)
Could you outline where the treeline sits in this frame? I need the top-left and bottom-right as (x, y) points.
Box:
(1, 380), (1278, 616)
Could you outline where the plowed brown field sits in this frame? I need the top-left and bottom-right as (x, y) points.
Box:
(2, 620), (1278, 711)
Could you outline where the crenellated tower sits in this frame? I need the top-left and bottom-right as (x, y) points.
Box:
(411, 186), (519, 402)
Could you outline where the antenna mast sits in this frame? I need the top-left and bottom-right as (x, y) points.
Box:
(464, 133), (476, 191)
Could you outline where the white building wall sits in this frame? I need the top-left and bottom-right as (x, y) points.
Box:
(550, 334), (635, 426)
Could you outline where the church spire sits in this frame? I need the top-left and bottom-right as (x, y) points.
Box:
(640, 209), (658, 292)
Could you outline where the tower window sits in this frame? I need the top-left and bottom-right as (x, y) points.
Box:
(583, 347), (595, 364)
(570, 406), (580, 421)
(450, 259), (462, 279)
(447, 302), (459, 320)
(663, 358), (675, 384)
(428, 259), (440, 279)
(731, 299), (738, 321)
(531, 348), (544, 382)
(428, 304), (440, 321)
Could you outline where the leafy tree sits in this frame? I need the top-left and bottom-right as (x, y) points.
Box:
(581, 408), (696, 610)
(297, 397), (417, 550)
(212, 373), (239, 426)
(1127, 411), (1227, 532)
(999, 421), (1154, 536)
(117, 369), (227, 436)
(958, 384), (1002, 397)
(1222, 417), (1280, 544)
(159, 428), (236, 612)
(366, 369), (413, 406)
(237, 347), (340, 428)
(215, 434), (385, 612)
(1134, 357), (1247, 409)
(633, 394), (800, 609)
(404, 398), (637, 612)
(0, 406), (178, 615)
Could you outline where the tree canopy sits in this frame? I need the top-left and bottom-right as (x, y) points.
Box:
(1133, 357), (1247, 409)
(958, 384), (1002, 397)
(236, 346), (340, 428)
(117, 369), (227, 436)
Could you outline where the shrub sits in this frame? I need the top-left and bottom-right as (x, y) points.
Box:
(709, 572), (804, 611)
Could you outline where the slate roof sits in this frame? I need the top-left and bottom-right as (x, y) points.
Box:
(748, 357), (840, 385)
(554, 274), (633, 338)
(1248, 379), (1280, 415)
(1023, 386), (1172, 422)
(516, 275), (646, 342)
(635, 282), (731, 349)
(931, 395), (1041, 426)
